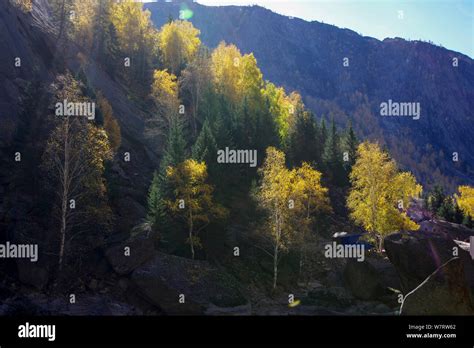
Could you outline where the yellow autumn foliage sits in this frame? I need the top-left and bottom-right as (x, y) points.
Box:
(262, 82), (302, 144)
(166, 159), (227, 259)
(210, 41), (264, 105)
(110, 0), (158, 56)
(456, 185), (474, 218)
(257, 147), (330, 288)
(347, 141), (422, 252)
(158, 20), (201, 74)
(150, 69), (179, 124)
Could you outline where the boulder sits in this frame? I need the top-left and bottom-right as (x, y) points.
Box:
(384, 230), (474, 293)
(406, 207), (431, 223)
(306, 286), (355, 309)
(343, 255), (400, 301)
(105, 231), (155, 275)
(131, 252), (247, 315)
(401, 257), (474, 315)
(16, 260), (49, 290)
(419, 220), (474, 241)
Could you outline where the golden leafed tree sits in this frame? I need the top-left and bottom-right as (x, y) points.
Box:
(211, 42), (266, 105)
(149, 69), (179, 129)
(11, 0), (32, 12)
(292, 162), (331, 278)
(110, 0), (158, 79)
(347, 141), (422, 252)
(97, 91), (121, 152)
(456, 185), (474, 218)
(43, 73), (113, 271)
(256, 147), (301, 289)
(166, 159), (227, 260)
(262, 82), (297, 145)
(179, 48), (212, 136)
(158, 20), (201, 75)
(210, 42), (243, 104)
(71, 0), (98, 50)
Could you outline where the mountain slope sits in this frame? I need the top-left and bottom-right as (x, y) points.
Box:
(0, 0), (159, 242)
(146, 1), (474, 191)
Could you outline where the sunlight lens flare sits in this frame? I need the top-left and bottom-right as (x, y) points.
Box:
(180, 4), (194, 20)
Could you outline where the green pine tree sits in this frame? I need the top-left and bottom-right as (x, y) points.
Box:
(427, 185), (446, 213)
(288, 110), (319, 167)
(323, 118), (345, 185)
(343, 121), (358, 173)
(162, 115), (187, 169)
(147, 115), (186, 231)
(254, 96), (279, 154)
(192, 119), (218, 172)
(320, 118), (328, 148)
(146, 170), (165, 229)
(437, 197), (455, 221)
(462, 214), (473, 228)
(212, 95), (235, 150)
(453, 203), (465, 224)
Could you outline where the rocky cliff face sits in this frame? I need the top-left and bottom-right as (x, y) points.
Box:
(0, 1), (159, 288)
(0, 0), (55, 147)
(0, 0), (160, 238)
(146, 1), (474, 191)
(0, 0), (58, 254)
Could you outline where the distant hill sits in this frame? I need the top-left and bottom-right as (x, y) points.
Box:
(145, 1), (474, 191)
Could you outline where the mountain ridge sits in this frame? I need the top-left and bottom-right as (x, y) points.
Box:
(145, 1), (474, 191)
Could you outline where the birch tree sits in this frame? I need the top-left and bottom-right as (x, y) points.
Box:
(165, 159), (227, 259)
(43, 73), (112, 271)
(347, 141), (422, 252)
(292, 162), (331, 278)
(456, 185), (474, 218)
(158, 20), (201, 75)
(256, 147), (299, 289)
(180, 48), (211, 136)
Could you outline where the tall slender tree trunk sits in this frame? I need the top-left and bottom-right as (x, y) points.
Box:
(57, 0), (66, 41)
(192, 103), (197, 137)
(59, 119), (70, 271)
(298, 200), (310, 281)
(193, 86), (200, 137)
(273, 242), (278, 290)
(273, 213), (280, 290)
(298, 250), (303, 281)
(59, 203), (66, 270)
(189, 210), (195, 260)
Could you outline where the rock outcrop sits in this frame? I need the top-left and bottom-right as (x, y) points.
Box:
(384, 230), (474, 293)
(105, 232), (156, 275)
(343, 255), (400, 302)
(400, 257), (474, 315)
(131, 252), (247, 315)
(16, 260), (49, 290)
